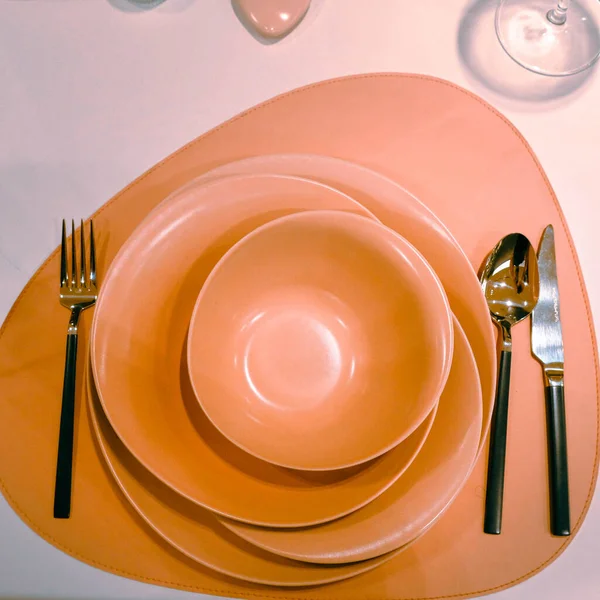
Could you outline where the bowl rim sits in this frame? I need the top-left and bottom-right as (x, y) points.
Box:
(187, 209), (454, 471)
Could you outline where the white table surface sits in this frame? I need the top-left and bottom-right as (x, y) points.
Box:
(1, 0), (599, 598)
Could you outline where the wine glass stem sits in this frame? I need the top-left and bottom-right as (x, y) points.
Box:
(547, 0), (570, 25)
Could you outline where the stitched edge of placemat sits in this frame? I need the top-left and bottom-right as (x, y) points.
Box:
(0, 73), (598, 600)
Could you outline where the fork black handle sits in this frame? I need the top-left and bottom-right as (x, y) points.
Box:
(484, 349), (512, 535)
(54, 331), (78, 519)
(545, 381), (570, 536)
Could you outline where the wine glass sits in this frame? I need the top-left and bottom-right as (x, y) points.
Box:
(495, 0), (600, 76)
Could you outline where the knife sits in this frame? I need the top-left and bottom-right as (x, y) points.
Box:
(531, 224), (570, 536)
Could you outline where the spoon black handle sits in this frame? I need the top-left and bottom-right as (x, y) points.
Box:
(545, 381), (570, 536)
(484, 349), (512, 535)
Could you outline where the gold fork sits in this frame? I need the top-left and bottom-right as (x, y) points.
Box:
(54, 219), (97, 519)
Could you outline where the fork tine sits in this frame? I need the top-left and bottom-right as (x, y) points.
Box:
(60, 219), (67, 287)
(89, 219), (96, 287)
(80, 219), (87, 288)
(71, 219), (77, 289)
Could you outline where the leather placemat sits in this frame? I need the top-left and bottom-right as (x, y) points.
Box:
(0, 73), (597, 599)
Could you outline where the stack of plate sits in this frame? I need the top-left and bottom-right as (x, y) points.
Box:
(87, 154), (496, 587)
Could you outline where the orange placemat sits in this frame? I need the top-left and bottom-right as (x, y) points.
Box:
(0, 74), (597, 599)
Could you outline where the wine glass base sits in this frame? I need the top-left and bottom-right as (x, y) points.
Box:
(496, 0), (600, 76)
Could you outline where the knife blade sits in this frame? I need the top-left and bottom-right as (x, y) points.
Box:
(532, 225), (564, 367)
(531, 224), (570, 536)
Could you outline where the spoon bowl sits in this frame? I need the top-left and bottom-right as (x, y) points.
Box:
(481, 233), (539, 338)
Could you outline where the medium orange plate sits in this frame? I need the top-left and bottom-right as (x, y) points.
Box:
(87, 363), (403, 587)
(201, 155), (496, 456)
(188, 210), (453, 472)
(223, 316), (482, 564)
(91, 173), (437, 527)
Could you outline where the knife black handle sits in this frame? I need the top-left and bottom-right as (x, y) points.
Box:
(54, 332), (78, 519)
(545, 382), (570, 536)
(484, 349), (512, 535)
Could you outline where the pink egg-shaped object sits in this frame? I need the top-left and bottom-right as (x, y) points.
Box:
(234, 0), (311, 39)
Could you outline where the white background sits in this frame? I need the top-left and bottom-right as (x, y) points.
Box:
(1, 0), (599, 598)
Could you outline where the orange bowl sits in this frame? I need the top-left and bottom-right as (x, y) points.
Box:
(188, 210), (453, 471)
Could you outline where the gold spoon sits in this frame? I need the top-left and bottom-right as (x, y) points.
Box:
(480, 233), (539, 534)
